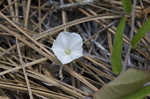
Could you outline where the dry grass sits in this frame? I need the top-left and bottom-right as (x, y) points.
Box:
(0, 0), (150, 99)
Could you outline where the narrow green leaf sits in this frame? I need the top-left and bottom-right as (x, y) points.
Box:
(131, 18), (150, 48)
(123, 85), (150, 99)
(111, 17), (126, 74)
(93, 69), (150, 99)
(122, 0), (132, 14)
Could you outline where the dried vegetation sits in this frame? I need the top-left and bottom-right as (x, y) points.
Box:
(0, 0), (150, 99)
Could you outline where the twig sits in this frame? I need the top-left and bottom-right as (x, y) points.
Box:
(24, 0), (31, 27)
(14, 0), (19, 22)
(59, 64), (64, 80)
(124, 0), (137, 71)
(7, 0), (15, 21)
(91, 40), (110, 56)
(38, 0), (42, 32)
(107, 32), (113, 54)
(0, 58), (48, 76)
(58, 2), (93, 10)
(16, 38), (33, 99)
(84, 20), (118, 43)
(60, 0), (68, 31)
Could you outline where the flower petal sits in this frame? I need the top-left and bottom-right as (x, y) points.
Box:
(52, 32), (70, 50)
(70, 49), (83, 60)
(61, 55), (74, 64)
(51, 31), (83, 64)
(51, 40), (63, 50)
(52, 48), (67, 64)
(68, 33), (83, 50)
(51, 48), (73, 64)
(57, 32), (72, 48)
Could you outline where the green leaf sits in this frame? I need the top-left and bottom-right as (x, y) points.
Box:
(93, 69), (150, 99)
(123, 85), (150, 99)
(131, 18), (150, 48)
(111, 17), (126, 74)
(122, 0), (132, 14)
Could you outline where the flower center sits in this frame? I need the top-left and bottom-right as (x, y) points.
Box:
(64, 49), (71, 55)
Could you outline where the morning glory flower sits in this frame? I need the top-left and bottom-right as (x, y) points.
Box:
(51, 32), (83, 64)
(83, 0), (93, 3)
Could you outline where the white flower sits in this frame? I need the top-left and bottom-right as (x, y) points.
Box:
(51, 32), (83, 64)
(83, 0), (93, 3)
